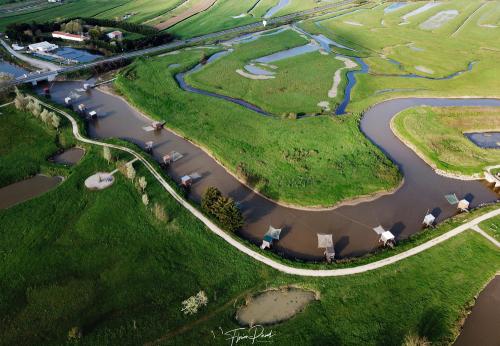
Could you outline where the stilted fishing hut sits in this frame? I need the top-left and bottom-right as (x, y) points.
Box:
(181, 175), (192, 187)
(77, 104), (85, 112)
(64, 97), (72, 105)
(83, 83), (94, 90)
(152, 121), (165, 131)
(162, 151), (183, 166)
(423, 212), (436, 228)
(88, 110), (97, 119)
(145, 141), (153, 153)
(317, 233), (335, 262)
(261, 226), (282, 250)
(457, 199), (470, 212)
(373, 226), (395, 248)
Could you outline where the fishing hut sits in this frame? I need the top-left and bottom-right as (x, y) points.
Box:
(317, 233), (335, 263)
(261, 226), (282, 250)
(64, 97), (72, 105)
(88, 110), (97, 119)
(423, 212), (436, 228)
(152, 121), (165, 131)
(181, 175), (192, 187)
(145, 141), (153, 153)
(77, 104), (86, 113)
(457, 199), (470, 212)
(373, 226), (395, 248)
(162, 151), (183, 166)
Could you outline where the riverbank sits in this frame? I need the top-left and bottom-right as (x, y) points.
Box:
(392, 106), (500, 177)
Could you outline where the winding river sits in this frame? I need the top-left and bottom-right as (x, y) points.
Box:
(42, 81), (499, 261)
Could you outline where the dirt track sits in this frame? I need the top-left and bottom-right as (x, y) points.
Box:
(155, 0), (218, 30)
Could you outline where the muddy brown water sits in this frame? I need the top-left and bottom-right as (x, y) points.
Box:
(0, 175), (62, 209)
(454, 276), (500, 346)
(236, 287), (316, 326)
(41, 81), (499, 260)
(51, 147), (85, 165)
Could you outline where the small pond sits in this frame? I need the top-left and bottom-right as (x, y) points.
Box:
(236, 287), (317, 326)
(264, 0), (290, 18)
(51, 147), (85, 165)
(0, 175), (62, 209)
(384, 2), (407, 14)
(465, 132), (500, 149)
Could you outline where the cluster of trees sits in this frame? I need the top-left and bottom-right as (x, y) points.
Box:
(14, 91), (61, 129)
(5, 21), (61, 43)
(201, 187), (244, 233)
(181, 291), (208, 316)
(6, 17), (174, 54)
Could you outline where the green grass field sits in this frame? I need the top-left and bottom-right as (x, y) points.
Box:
(0, 105), (74, 188)
(115, 48), (401, 207)
(96, 0), (184, 24)
(0, 104), (498, 345)
(298, 0), (500, 113)
(392, 106), (500, 176)
(480, 215), (500, 241)
(187, 29), (352, 115)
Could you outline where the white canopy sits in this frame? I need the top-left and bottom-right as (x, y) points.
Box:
(317, 233), (334, 248)
(458, 199), (470, 210)
(181, 175), (192, 184)
(423, 213), (436, 225)
(373, 226), (386, 235)
(381, 231), (395, 243)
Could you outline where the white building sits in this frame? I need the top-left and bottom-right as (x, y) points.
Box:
(28, 41), (59, 53)
(52, 31), (87, 42)
(107, 31), (123, 40)
(12, 44), (24, 51)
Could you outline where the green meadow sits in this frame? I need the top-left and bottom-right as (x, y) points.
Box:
(187, 29), (352, 115)
(0, 101), (498, 345)
(115, 48), (400, 207)
(392, 106), (500, 176)
(480, 215), (500, 241)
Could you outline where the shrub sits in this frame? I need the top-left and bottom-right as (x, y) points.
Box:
(201, 187), (243, 232)
(126, 162), (136, 180)
(181, 290), (208, 315)
(142, 193), (149, 206)
(103, 146), (112, 163)
(153, 203), (169, 222)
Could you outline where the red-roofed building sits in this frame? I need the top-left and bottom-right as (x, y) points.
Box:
(52, 31), (88, 42)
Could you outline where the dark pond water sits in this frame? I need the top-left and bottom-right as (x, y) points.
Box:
(465, 132), (500, 149)
(0, 175), (62, 209)
(51, 147), (85, 165)
(454, 276), (500, 346)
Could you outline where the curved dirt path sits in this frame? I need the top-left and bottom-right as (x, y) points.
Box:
(34, 96), (500, 277)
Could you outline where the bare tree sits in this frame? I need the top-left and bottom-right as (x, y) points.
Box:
(40, 108), (49, 123)
(126, 162), (136, 180)
(142, 193), (149, 206)
(51, 113), (61, 129)
(138, 176), (147, 192)
(103, 146), (112, 163)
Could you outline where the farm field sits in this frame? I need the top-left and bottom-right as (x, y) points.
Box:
(0, 107), (498, 345)
(392, 106), (500, 176)
(298, 0), (500, 112)
(0, 0), (128, 31)
(186, 28), (353, 115)
(115, 47), (401, 207)
(95, 0), (184, 24)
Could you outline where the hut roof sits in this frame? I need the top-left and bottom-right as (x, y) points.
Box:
(317, 233), (334, 248)
(265, 226), (282, 240)
(381, 231), (395, 242)
(445, 193), (459, 205)
(423, 213), (435, 225)
(373, 226), (386, 235)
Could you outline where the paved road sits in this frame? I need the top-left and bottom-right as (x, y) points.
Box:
(34, 95), (500, 277)
(3, 0), (356, 87)
(0, 38), (59, 71)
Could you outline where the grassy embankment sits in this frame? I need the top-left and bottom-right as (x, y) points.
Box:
(0, 105), (75, 188)
(480, 215), (500, 241)
(186, 29), (351, 115)
(96, 0), (184, 24)
(298, 0), (500, 113)
(392, 106), (500, 176)
(0, 97), (498, 345)
(115, 46), (401, 207)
